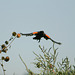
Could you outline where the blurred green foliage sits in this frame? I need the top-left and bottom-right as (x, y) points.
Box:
(19, 44), (75, 75)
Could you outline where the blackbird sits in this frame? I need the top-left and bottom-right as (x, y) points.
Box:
(20, 31), (61, 45)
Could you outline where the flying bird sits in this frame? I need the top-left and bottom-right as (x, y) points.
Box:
(20, 31), (61, 45)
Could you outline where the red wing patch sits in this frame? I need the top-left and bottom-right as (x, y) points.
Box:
(33, 32), (38, 35)
(45, 34), (50, 38)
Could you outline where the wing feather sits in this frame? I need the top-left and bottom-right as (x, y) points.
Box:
(20, 32), (38, 36)
(49, 38), (61, 45)
(44, 34), (61, 45)
(20, 33), (33, 36)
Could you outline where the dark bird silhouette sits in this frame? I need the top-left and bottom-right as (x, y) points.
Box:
(20, 31), (61, 45)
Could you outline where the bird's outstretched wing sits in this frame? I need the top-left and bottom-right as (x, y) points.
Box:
(20, 33), (33, 36)
(44, 34), (61, 45)
(20, 32), (38, 36)
(49, 38), (61, 45)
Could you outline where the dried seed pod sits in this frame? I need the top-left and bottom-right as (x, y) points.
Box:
(2, 49), (7, 53)
(1, 56), (5, 60)
(4, 56), (10, 62)
(1, 44), (7, 50)
(5, 41), (9, 45)
(12, 32), (17, 36)
(0, 50), (2, 53)
(1, 44), (5, 49)
(17, 33), (21, 38)
(1, 64), (3, 67)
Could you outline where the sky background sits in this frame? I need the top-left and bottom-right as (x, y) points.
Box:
(0, 0), (75, 75)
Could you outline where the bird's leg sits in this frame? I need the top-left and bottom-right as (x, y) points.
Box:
(38, 39), (40, 43)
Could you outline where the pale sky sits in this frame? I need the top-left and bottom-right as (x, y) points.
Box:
(0, 0), (75, 75)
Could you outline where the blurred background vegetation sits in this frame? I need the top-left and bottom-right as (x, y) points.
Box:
(19, 44), (75, 75)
